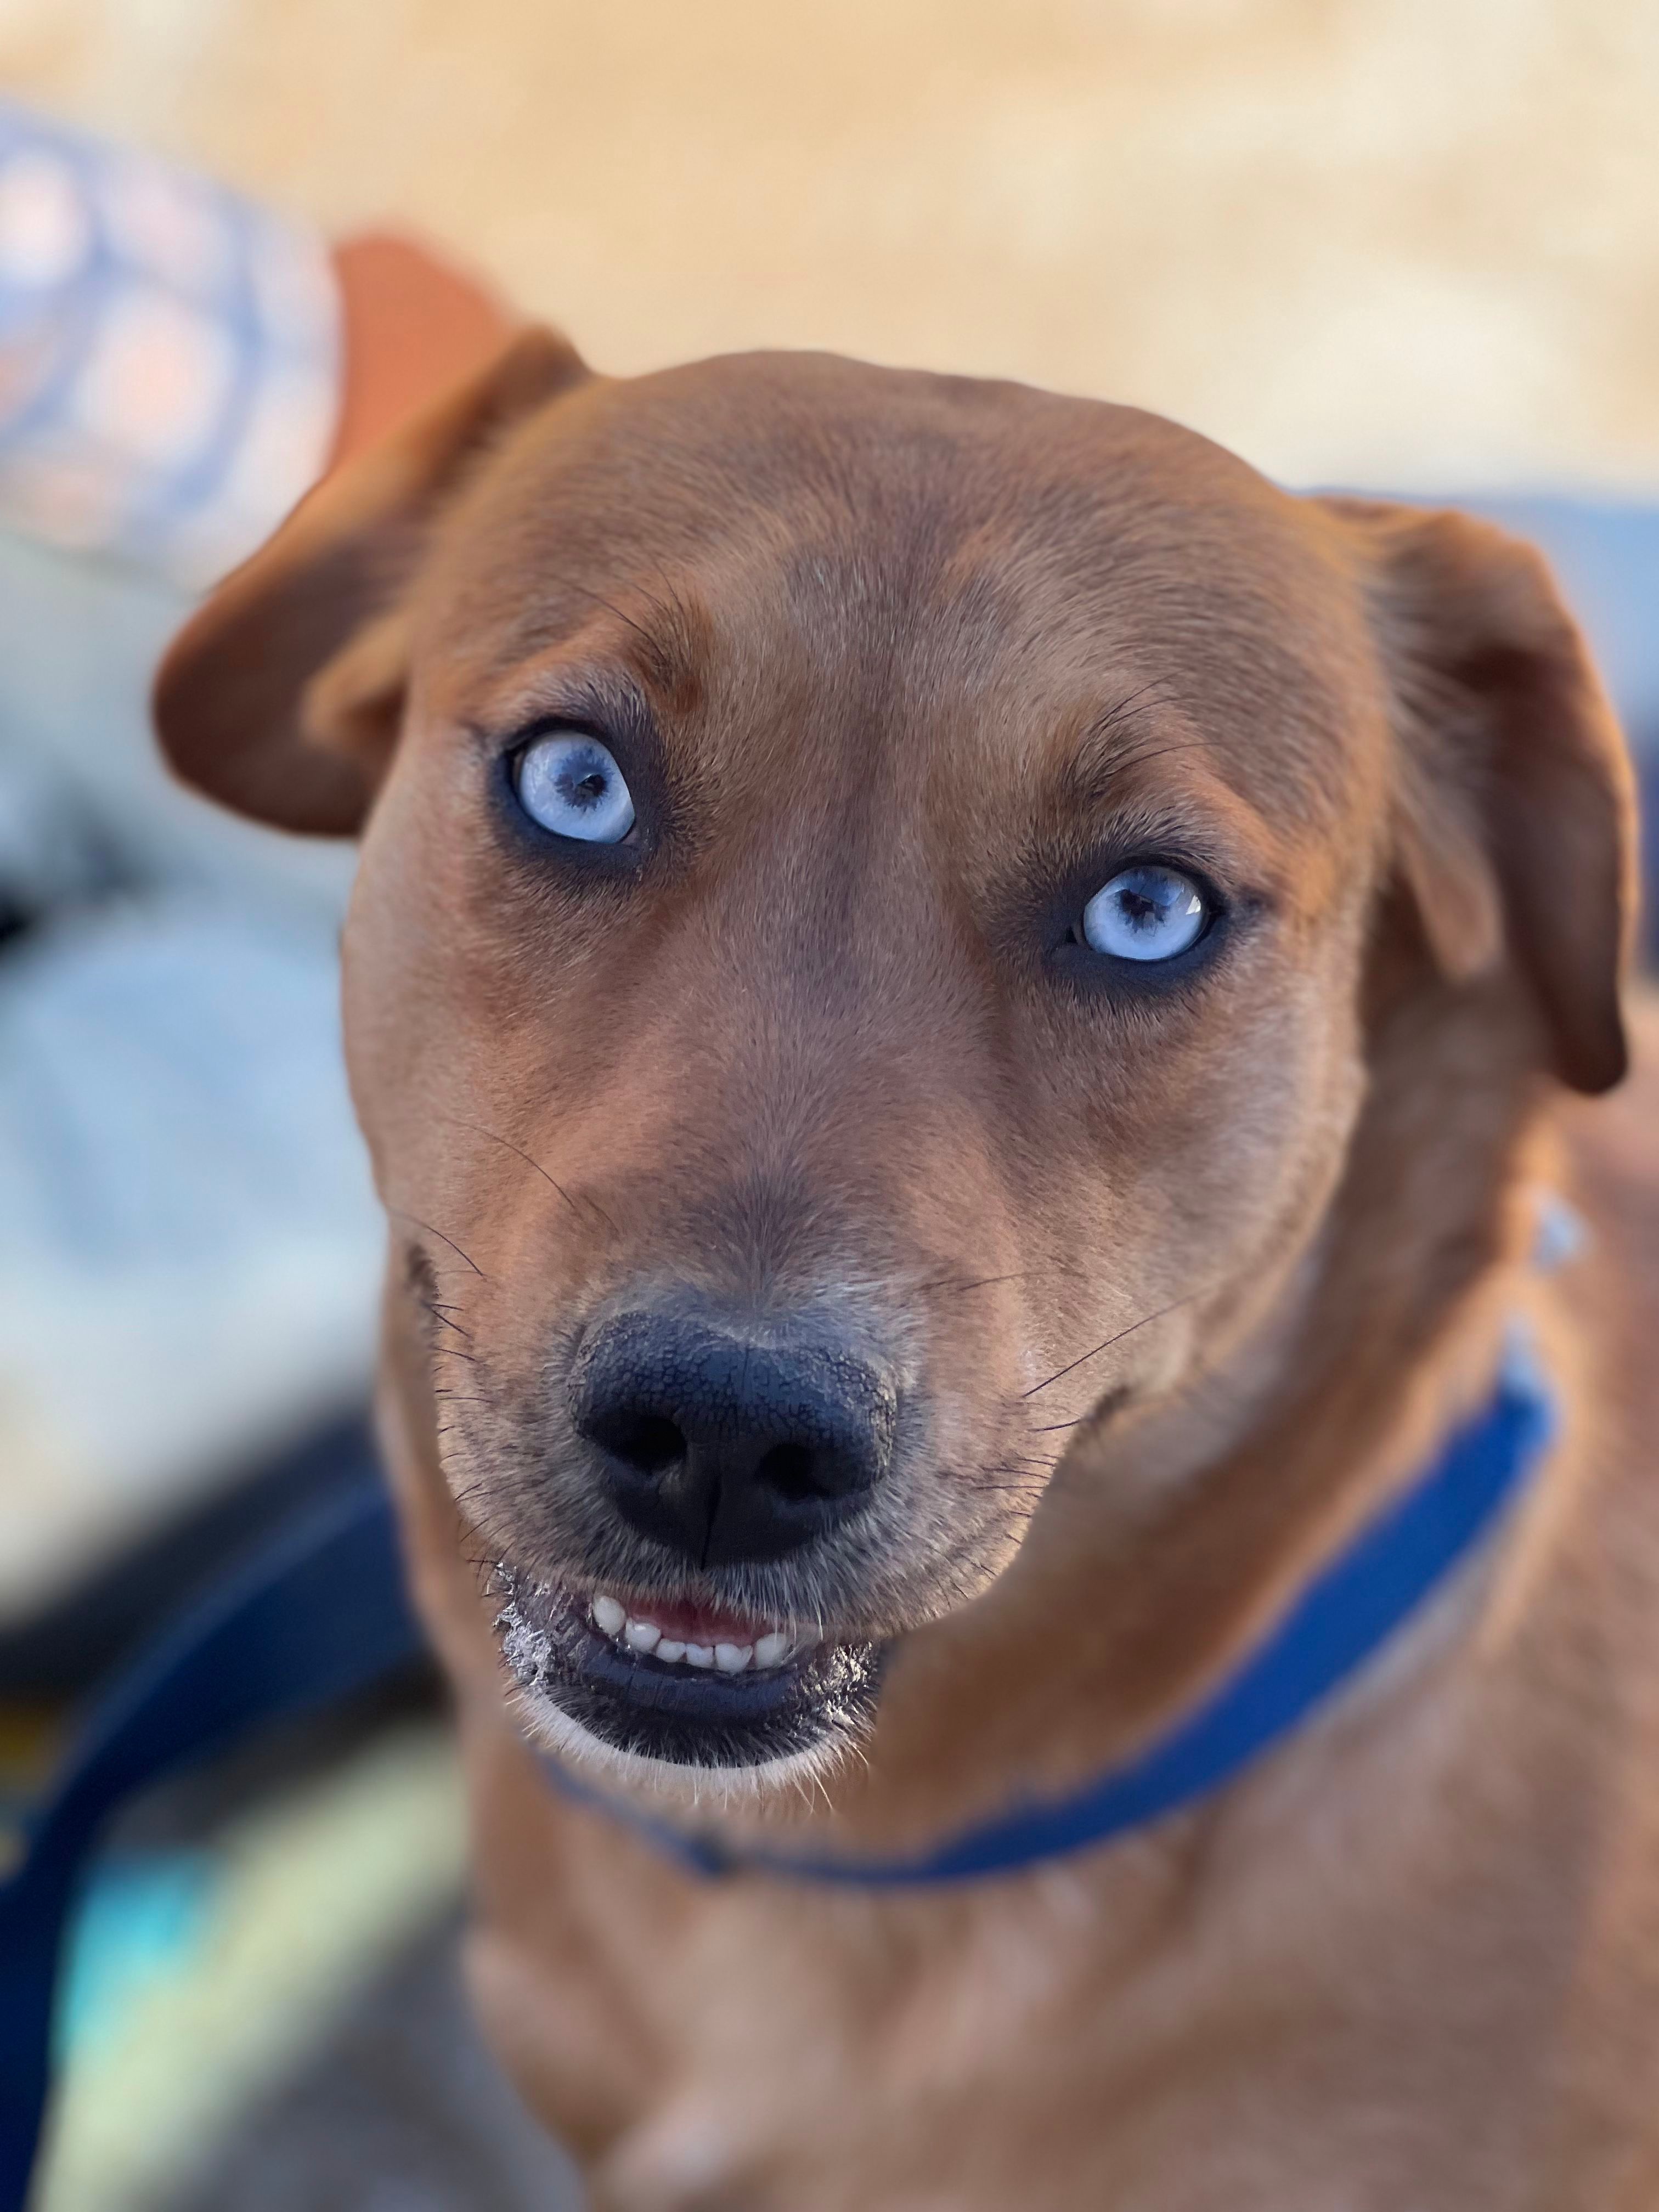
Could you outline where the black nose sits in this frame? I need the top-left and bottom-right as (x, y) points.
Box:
(568, 1309), (897, 1565)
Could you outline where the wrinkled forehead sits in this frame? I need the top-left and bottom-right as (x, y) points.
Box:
(414, 355), (1388, 837)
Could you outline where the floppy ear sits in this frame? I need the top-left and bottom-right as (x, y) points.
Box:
(1325, 496), (1638, 1096)
(153, 325), (589, 836)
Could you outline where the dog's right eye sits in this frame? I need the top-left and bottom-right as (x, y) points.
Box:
(1081, 864), (1209, 962)
(512, 732), (636, 844)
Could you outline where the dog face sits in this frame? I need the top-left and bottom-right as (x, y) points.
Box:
(155, 337), (1632, 1788)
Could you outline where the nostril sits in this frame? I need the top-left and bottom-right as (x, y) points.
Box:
(754, 1440), (821, 1502)
(569, 1308), (896, 1564)
(592, 1410), (686, 1476)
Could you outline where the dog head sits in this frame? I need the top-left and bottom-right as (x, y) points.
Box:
(155, 335), (1634, 1791)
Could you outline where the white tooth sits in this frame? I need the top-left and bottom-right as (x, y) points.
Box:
(715, 1641), (753, 1673)
(684, 1644), (715, 1668)
(591, 1594), (626, 1637)
(625, 1618), (661, 1654)
(753, 1630), (791, 1668)
(656, 1639), (687, 1663)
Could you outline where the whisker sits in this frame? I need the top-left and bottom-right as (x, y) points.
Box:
(390, 1207), (489, 1279)
(1026, 1383), (1135, 1436)
(445, 1115), (619, 1238)
(541, 569), (665, 661)
(1021, 1288), (1206, 1400)
(1101, 737), (1216, 776)
(909, 1262), (1088, 1300)
(1084, 679), (1182, 748)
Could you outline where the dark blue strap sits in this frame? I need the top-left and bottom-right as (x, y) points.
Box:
(0, 1476), (421, 2211)
(541, 1344), (1556, 1887)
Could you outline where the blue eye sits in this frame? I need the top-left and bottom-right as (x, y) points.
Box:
(514, 732), (635, 844)
(1081, 865), (1209, 962)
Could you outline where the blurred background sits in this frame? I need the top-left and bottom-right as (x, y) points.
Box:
(12, 0), (1659, 488)
(0, 3), (1654, 2208)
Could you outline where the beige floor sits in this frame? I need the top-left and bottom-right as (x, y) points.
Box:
(2, 0), (1656, 494)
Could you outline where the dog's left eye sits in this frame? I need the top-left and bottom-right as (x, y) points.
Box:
(513, 732), (635, 844)
(1082, 865), (1209, 962)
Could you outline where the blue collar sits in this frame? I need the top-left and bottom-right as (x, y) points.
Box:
(538, 1337), (1557, 1887)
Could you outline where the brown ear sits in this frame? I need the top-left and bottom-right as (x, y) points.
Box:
(1327, 496), (1638, 1095)
(153, 326), (589, 836)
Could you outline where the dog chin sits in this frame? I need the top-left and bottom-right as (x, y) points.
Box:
(507, 1677), (862, 1806)
(493, 1567), (886, 1795)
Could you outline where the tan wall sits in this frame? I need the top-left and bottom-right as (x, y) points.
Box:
(2, 0), (1656, 490)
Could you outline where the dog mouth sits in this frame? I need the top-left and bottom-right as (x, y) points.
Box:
(494, 1566), (885, 1775)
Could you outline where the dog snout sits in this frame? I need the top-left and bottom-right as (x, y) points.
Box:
(568, 1308), (898, 1566)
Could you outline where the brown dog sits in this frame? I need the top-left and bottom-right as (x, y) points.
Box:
(154, 333), (1657, 2210)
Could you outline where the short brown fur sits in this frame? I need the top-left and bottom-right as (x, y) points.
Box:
(156, 337), (1654, 2210)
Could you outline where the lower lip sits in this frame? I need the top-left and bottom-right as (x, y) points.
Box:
(494, 1570), (885, 1769)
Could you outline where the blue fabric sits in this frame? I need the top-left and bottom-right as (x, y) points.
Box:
(0, 98), (338, 582)
(538, 1343), (1556, 1888)
(0, 1476), (421, 2212)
